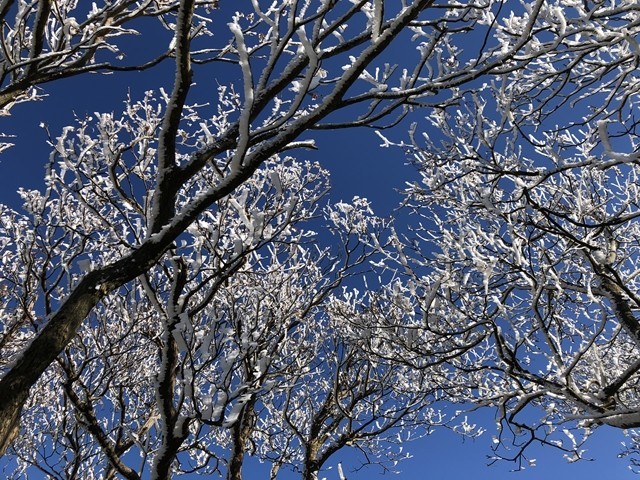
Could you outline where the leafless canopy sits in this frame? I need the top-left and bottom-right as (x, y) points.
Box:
(3, 0), (638, 477)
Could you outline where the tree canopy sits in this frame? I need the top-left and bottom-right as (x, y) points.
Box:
(1, 0), (640, 478)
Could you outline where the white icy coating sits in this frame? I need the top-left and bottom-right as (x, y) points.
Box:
(7, 0), (640, 477)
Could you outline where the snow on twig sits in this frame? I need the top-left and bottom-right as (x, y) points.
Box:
(229, 21), (254, 172)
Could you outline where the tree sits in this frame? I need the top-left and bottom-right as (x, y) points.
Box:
(7, 0), (632, 477)
(0, 1), (218, 141)
(3, 145), (439, 478)
(0, 0), (545, 477)
(371, 0), (640, 470)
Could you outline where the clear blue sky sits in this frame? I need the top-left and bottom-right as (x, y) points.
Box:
(0, 4), (638, 479)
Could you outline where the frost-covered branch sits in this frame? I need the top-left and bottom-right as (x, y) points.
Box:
(373, 0), (640, 468)
(0, 0), (218, 115)
(3, 0), (629, 476)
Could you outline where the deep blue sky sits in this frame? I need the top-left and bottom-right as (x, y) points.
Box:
(0, 2), (638, 479)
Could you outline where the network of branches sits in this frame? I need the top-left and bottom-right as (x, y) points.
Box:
(0, 0), (639, 479)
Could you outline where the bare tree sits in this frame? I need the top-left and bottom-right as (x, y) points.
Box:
(0, 1), (220, 119)
(371, 0), (640, 469)
(2, 143), (437, 478)
(0, 0), (588, 477)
